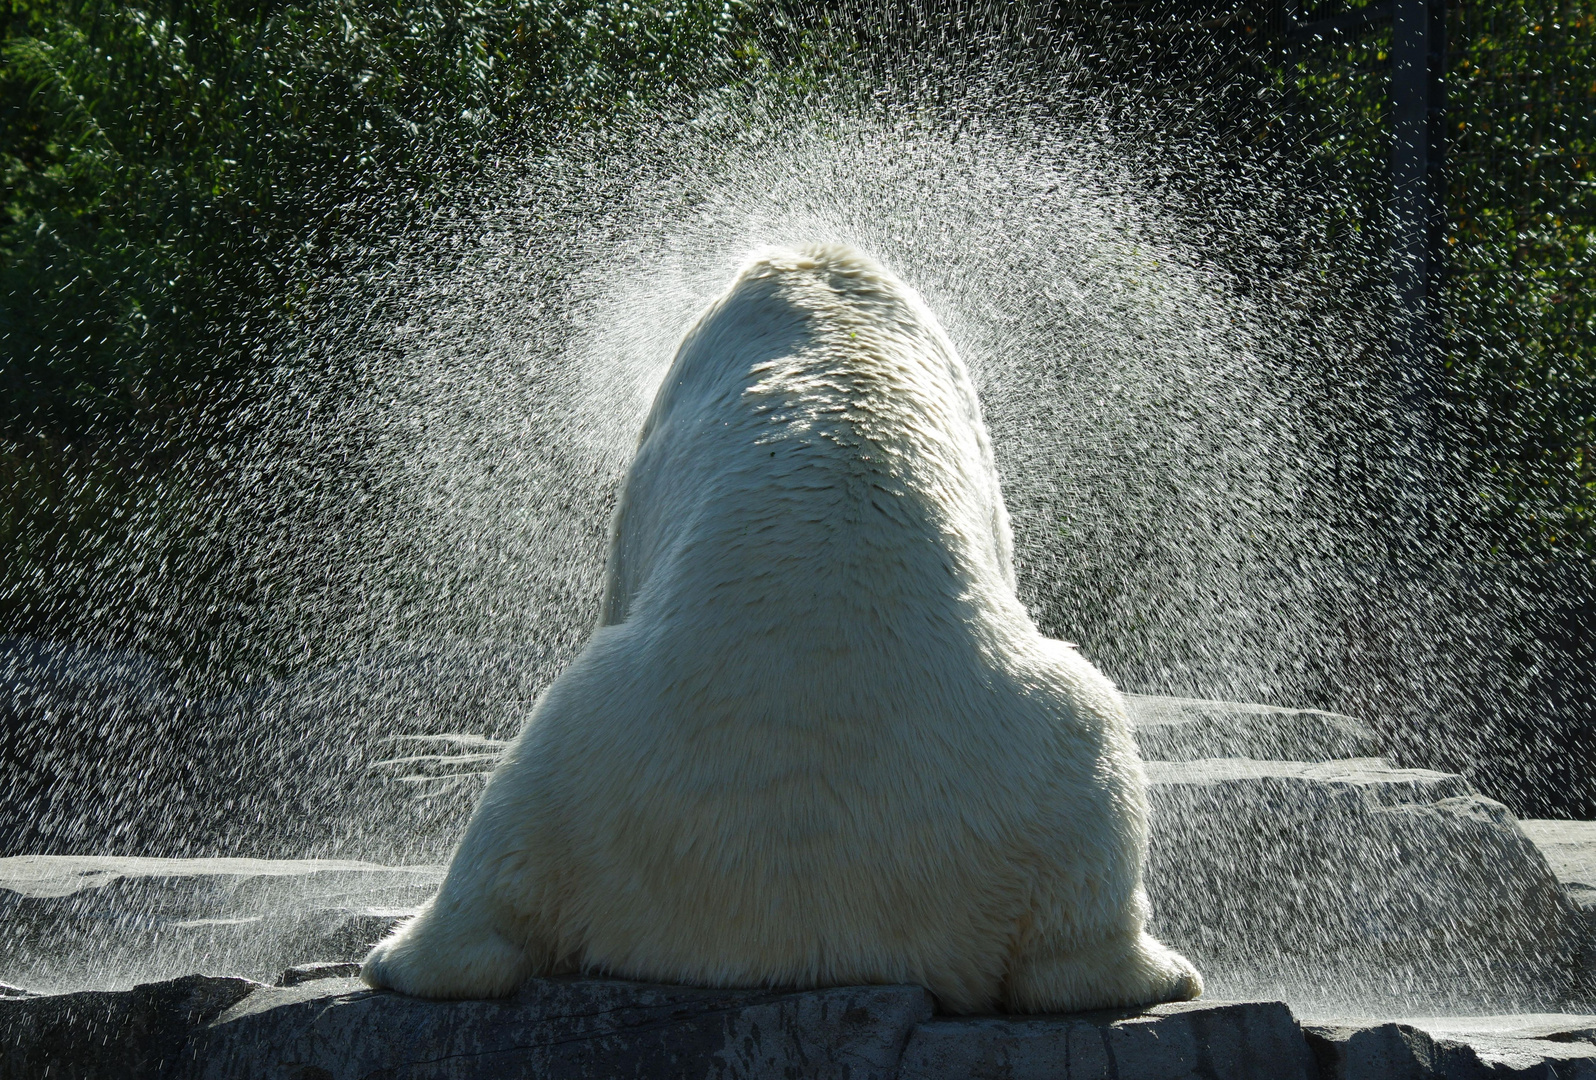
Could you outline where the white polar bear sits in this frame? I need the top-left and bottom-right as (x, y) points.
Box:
(361, 243), (1201, 1013)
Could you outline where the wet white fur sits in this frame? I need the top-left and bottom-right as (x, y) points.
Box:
(361, 244), (1202, 1013)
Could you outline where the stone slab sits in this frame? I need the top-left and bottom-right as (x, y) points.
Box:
(8, 975), (1596, 1080)
(2, 774), (1583, 1012)
(275, 962), (362, 987)
(1522, 820), (1596, 902)
(1125, 694), (1382, 762)
(1307, 1015), (1596, 1079)
(0, 973), (257, 1080)
(189, 976), (935, 1080)
(898, 998), (1315, 1080)
(1405, 1012), (1596, 1041)
(1144, 756), (1473, 804)
(1522, 819), (1596, 991)
(0, 974), (936, 1080)
(0, 855), (421, 900)
(0, 856), (442, 993)
(1145, 760), (1580, 1011)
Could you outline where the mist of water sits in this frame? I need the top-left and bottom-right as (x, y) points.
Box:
(3, 45), (1588, 1012)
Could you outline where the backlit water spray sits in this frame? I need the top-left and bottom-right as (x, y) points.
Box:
(2, 57), (1585, 1014)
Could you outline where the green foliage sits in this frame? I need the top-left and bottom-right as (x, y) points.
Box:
(1284, 0), (1595, 555)
(1277, 11), (1393, 285)
(0, 0), (761, 443)
(1447, 0), (1596, 554)
(0, 0), (764, 647)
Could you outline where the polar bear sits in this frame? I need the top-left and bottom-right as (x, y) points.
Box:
(361, 243), (1201, 1013)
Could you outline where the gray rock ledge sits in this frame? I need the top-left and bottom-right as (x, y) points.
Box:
(1523, 819), (1596, 990)
(1306, 1014), (1596, 1079)
(1145, 761), (1580, 1009)
(0, 855), (441, 993)
(4, 974), (1596, 1080)
(1125, 695), (1382, 763)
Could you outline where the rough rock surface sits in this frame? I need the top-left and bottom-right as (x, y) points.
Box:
(1306, 1014), (1596, 1079)
(1523, 821), (1596, 899)
(1523, 819), (1596, 990)
(898, 998), (1315, 1079)
(1146, 759), (1580, 1009)
(0, 856), (440, 992)
(188, 977), (932, 1080)
(1125, 695), (1382, 762)
(0, 773), (1582, 1009)
(0, 973), (256, 1080)
(0, 974), (936, 1080)
(4, 974), (1595, 1080)
(275, 962), (362, 987)
(5, 688), (1596, 1067)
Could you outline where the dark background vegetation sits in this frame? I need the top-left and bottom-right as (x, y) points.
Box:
(2, 1), (1591, 815)
(0, 0), (766, 642)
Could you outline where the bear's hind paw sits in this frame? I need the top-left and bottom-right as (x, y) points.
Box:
(1145, 943), (1203, 1006)
(1004, 931), (1203, 1013)
(361, 902), (535, 1000)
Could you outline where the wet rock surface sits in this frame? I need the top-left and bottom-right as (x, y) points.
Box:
(2, 694), (1592, 1010)
(898, 998), (1316, 1079)
(0, 856), (440, 993)
(0, 973), (257, 1080)
(0, 975), (935, 1080)
(1306, 1014), (1596, 1080)
(1125, 695), (1383, 763)
(1523, 819), (1596, 990)
(1523, 821), (1596, 900)
(274, 961), (362, 987)
(1145, 760), (1579, 1009)
(3, 974), (1595, 1080)
(1123, 695), (1589, 1010)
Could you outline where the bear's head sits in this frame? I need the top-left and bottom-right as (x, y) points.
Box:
(599, 243), (1018, 642)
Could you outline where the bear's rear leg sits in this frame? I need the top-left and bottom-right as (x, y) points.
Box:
(362, 893), (539, 999)
(1003, 928), (1202, 1014)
